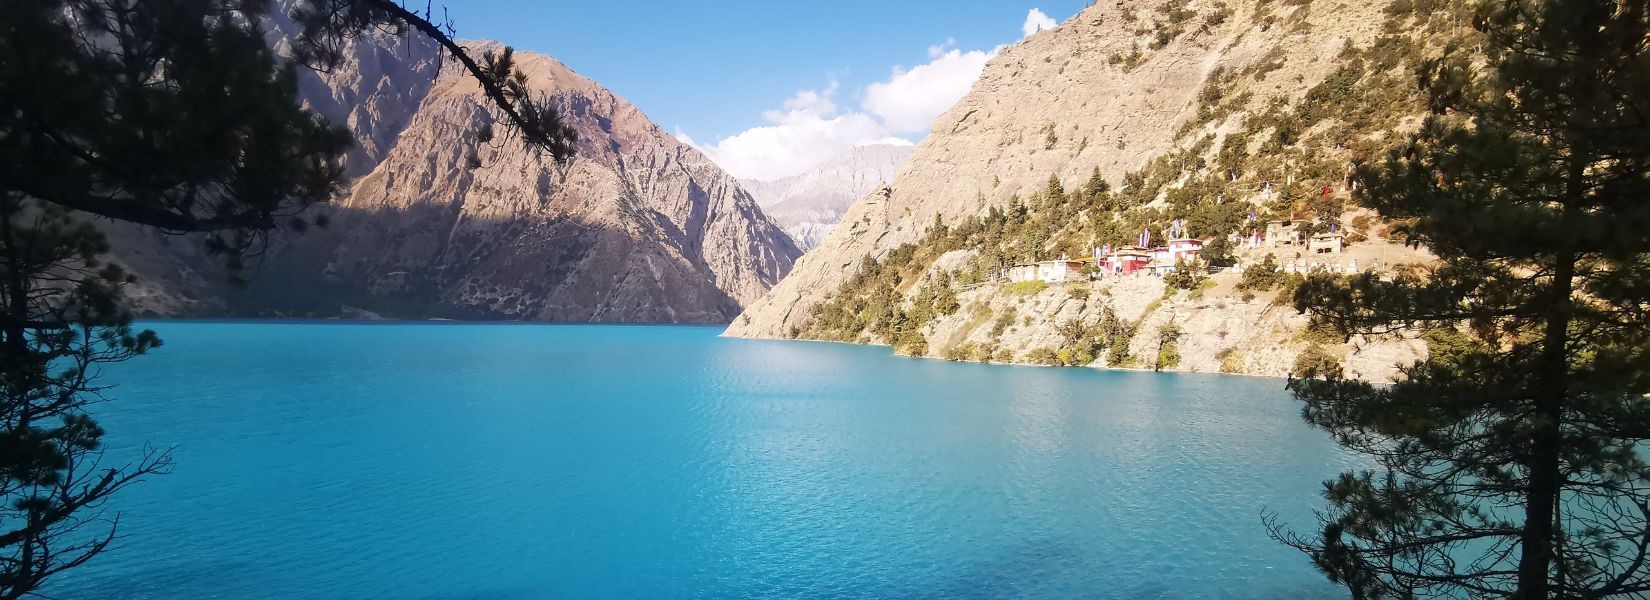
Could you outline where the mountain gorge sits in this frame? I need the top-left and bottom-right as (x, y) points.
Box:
(112, 9), (800, 323)
(739, 144), (913, 250)
(727, 0), (1467, 379)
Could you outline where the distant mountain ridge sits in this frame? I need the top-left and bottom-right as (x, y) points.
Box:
(739, 145), (913, 250)
(110, 6), (800, 323)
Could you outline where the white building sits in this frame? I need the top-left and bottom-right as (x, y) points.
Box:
(1309, 233), (1345, 254)
(1003, 259), (1087, 283)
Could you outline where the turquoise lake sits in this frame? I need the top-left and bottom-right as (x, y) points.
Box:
(49, 322), (1357, 599)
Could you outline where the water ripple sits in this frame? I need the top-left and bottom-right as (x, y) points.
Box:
(48, 323), (1353, 599)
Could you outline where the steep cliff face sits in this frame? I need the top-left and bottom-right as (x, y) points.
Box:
(314, 45), (798, 322)
(114, 29), (799, 323)
(740, 144), (913, 250)
(727, 0), (1443, 379)
(265, 1), (442, 178)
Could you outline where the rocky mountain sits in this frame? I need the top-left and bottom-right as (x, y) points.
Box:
(113, 11), (800, 323)
(726, 0), (1461, 379)
(739, 144), (913, 250)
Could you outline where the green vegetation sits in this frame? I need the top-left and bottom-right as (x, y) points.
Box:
(802, 170), (1140, 345)
(1271, 1), (1650, 596)
(1007, 280), (1048, 296)
(1420, 326), (1480, 365)
(1100, 306), (1136, 368)
(1236, 254), (1284, 292)
(942, 341), (999, 363)
(1054, 318), (1099, 366)
(1023, 347), (1060, 366)
(1153, 322), (1183, 371)
(804, 238), (953, 348)
(1288, 344), (1339, 379)
(1162, 260), (1207, 291)
(989, 305), (1018, 338)
(1133, 0), (1197, 50)
(893, 331), (927, 357)
(1216, 347), (1244, 374)
(1296, 319), (1342, 347)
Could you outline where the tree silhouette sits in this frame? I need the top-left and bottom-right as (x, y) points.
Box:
(0, 1), (577, 596)
(1269, 0), (1650, 597)
(292, 0), (579, 163)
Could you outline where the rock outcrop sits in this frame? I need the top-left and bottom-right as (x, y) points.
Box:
(111, 16), (800, 323)
(740, 144), (913, 250)
(726, 0), (1436, 379)
(309, 43), (798, 322)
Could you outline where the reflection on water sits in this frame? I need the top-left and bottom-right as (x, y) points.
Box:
(52, 322), (1355, 599)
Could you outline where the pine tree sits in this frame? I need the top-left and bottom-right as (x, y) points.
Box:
(0, 1), (577, 596)
(1269, 0), (1650, 597)
(1084, 166), (1112, 209)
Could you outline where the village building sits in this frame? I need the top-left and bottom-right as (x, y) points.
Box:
(1266, 220), (1304, 248)
(1093, 238), (1203, 277)
(1146, 262), (1179, 276)
(1309, 232), (1344, 254)
(1165, 238), (1203, 263)
(1082, 237), (1214, 278)
(1001, 258), (1087, 283)
(1035, 259), (1086, 283)
(1095, 246), (1152, 275)
(1000, 264), (1038, 282)
(1140, 238), (1204, 275)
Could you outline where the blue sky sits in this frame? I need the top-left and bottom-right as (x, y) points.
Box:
(446, 1), (1089, 179)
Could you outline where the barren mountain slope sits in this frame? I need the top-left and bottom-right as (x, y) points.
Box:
(740, 144), (913, 250)
(316, 45), (799, 322)
(728, 0), (1444, 379)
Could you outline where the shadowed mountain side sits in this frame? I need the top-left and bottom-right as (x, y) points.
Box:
(107, 204), (745, 323)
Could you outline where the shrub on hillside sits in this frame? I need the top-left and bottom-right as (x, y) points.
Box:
(1291, 344), (1342, 379)
(1217, 347), (1244, 373)
(1237, 254), (1284, 292)
(1164, 259), (1208, 291)
(1154, 322), (1184, 371)
(1008, 280), (1048, 295)
(1023, 347), (1061, 366)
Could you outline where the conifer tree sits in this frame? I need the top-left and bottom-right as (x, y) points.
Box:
(1270, 0), (1650, 597)
(0, 1), (577, 596)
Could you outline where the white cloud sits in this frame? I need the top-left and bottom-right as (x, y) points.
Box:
(684, 83), (914, 181)
(672, 127), (698, 147)
(927, 38), (957, 59)
(771, 81), (840, 120)
(688, 48), (993, 181)
(862, 46), (996, 134)
(685, 12), (1038, 181)
(1023, 8), (1057, 37)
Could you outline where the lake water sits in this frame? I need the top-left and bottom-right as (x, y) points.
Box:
(47, 322), (1355, 599)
